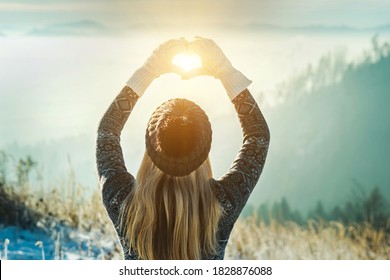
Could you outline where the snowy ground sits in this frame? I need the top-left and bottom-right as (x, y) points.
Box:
(0, 224), (121, 260)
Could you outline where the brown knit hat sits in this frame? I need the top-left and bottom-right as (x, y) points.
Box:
(145, 98), (212, 177)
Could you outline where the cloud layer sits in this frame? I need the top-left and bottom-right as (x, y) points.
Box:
(2, 0), (390, 33)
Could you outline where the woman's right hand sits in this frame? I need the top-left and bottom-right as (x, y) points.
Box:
(126, 38), (188, 97)
(144, 38), (189, 77)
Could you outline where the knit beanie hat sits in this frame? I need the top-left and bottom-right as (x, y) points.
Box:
(145, 98), (212, 177)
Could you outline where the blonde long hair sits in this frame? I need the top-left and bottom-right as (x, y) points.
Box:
(119, 152), (222, 260)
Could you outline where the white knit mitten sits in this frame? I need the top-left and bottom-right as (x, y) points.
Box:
(127, 39), (188, 97)
(218, 67), (252, 101)
(188, 37), (251, 100)
(126, 67), (155, 98)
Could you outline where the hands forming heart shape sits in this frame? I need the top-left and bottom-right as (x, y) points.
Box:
(143, 37), (233, 80)
(128, 36), (251, 100)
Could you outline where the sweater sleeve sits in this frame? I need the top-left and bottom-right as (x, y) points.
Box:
(96, 85), (139, 225)
(212, 89), (270, 227)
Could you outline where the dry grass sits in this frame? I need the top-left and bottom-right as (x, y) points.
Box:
(226, 215), (390, 260)
(0, 178), (122, 259)
(1, 180), (389, 260)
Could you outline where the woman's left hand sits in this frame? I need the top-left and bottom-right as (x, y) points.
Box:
(143, 38), (189, 77)
(126, 38), (188, 97)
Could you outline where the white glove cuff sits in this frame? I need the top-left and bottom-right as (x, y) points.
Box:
(219, 68), (252, 100)
(126, 67), (156, 97)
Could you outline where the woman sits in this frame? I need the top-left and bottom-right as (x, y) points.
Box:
(96, 37), (270, 260)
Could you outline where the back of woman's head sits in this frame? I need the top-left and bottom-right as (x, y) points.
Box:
(120, 152), (221, 259)
(120, 98), (221, 259)
(145, 98), (212, 177)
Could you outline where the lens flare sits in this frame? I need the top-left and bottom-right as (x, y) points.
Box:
(172, 53), (202, 72)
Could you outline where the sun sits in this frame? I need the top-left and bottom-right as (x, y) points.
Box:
(172, 53), (202, 72)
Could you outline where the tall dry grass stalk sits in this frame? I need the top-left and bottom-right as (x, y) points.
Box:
(3, 238), (10, 260)
(35, 241), (45, 260)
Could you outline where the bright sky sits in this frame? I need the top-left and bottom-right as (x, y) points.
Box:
(1, 0), (390, 148)
(1, 0), (390, 34)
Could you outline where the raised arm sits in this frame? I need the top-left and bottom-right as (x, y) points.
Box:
(96, 39), (187, 224)
(187, 37), (270, 225)
(215, 89), (270, 224)
(96, 86), (139, 224)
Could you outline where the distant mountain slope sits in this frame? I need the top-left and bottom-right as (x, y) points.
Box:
(27, 20), (107, 36)
(253, 37), (390, 211)
(243, 23), (390, 34)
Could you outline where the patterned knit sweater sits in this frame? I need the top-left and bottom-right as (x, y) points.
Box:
(96, 86), (270, 259)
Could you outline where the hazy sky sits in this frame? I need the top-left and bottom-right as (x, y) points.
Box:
(2, 0), (390, 148)
(1, 0), (390, 34)
(1, 0), (390, 146)
(1, 1), (390, 207)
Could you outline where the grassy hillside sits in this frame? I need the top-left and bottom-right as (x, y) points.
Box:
(0, 154), (389, 260)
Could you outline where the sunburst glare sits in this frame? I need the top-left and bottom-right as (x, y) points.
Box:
(172, 53), (202, 72)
